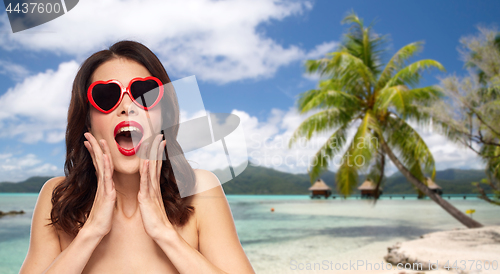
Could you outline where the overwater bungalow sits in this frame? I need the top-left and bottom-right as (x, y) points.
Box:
(308, 178), (332, 199)
(358, 179), (382, 198)
(426, 177), (443, 196)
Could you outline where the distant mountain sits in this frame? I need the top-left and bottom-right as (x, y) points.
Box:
(383, 169), (491, 194)
(220, 163), (335, 194)
(221, 164), (490, 195)
(0, 176), (53, 193)
(0, 165), (491, 195)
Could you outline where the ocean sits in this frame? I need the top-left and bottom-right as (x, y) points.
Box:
(1, 193), (499, 274)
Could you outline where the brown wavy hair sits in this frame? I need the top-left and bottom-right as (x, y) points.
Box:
(50, 40), (196, 237)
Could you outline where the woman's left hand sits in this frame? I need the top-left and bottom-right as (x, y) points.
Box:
(138, 134), (175, 240)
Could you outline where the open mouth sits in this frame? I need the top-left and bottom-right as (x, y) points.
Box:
(114, 121), (144, 156)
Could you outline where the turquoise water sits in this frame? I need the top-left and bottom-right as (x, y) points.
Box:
(1, 194), (499, 273)
(0, 194), (38, 274)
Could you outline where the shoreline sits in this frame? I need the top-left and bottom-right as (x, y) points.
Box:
(245, 226), (500, 274)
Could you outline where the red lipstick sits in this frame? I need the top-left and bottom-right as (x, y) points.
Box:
(114, 121), (144, 156)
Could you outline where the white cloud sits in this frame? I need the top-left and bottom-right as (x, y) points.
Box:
(223, 108), (485, 175)
(238, 107), (345, 173)
(0, 0), (335, 83)
(0, 153), (60, 182)
(414, 126), (484, 171)
(0, 60), (30, 81)
(0, 61), (78, 143)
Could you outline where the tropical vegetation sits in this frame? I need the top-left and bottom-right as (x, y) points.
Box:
(289, 11), (483, 228)
(425, 27), (500, 206)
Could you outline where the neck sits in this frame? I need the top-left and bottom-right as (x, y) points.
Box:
(113, 171), (141, 219)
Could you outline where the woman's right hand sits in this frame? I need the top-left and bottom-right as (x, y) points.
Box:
(83, 132), (116, 238)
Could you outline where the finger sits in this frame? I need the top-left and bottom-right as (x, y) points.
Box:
(84, 140), (103, 193)
(147, 161), (156, 197)
(156, 140), (165, 179)
(138, 138), (149, 159)
(102, 154), (112, 194)
(83, 140), (97, 169)
(84, 133), (104, 171)
(100, 139), (114, 175)
(149, 134), (162, 162)
(156, 139), (165, 161)
(84, 132), (104, 155)
(139, 158), (147, 195)
(84, 139), (103, 186)
(139, 159), (149, 196)
(148, 135), (162, 192)
(142, 135), (155, 160)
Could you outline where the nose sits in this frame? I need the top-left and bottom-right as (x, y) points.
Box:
(117, 93), (137, 116)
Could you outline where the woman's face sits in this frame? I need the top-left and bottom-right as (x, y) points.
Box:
(89, 57), (162, 175)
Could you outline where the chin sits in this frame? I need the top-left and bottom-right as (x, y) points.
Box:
(113, 157), (140, 175)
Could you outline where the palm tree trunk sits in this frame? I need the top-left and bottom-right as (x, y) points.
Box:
(373, 152), (385, 203)
(380, 140), (483, 228)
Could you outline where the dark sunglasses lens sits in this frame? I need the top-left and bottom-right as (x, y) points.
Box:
(130, 80), (161, 108)
(92, 83), (121, 111)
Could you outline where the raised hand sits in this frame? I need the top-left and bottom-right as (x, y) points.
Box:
(83, 132), (117, 238)
(138, 134), (174, 240)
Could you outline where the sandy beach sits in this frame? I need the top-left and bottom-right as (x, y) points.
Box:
(244, 226), (500, 274)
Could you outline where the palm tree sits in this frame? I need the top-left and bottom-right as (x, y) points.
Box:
(289, 12), (482, 228)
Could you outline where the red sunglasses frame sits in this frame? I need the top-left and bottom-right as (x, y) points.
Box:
(87, 76), (164, 114)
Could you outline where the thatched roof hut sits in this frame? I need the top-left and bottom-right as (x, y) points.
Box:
(358, 180), (376, 190)
(308, 178), (331, 191)
(309, 178), (332, 199)
(426, 177), (443, 195)
(358, 179), (382, 198)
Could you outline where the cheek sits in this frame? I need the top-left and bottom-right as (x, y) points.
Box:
(89, 109), (109, 138)
(142, 108), (163, 134)
(153, 109), (163, 132)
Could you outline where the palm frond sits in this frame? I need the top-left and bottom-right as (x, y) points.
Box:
(385, 60), (445, 88)
(374, 85), (409, 113)
(308, 125), (350, 182)
(327, 51), (377, 88)
(376, 42), (424, 90)
(336, 163), (359, 196)
(335, 112), (380, 195)
(341, 10), (386, 75)
(288, 108), (354, 148)
(366, 147), (386, 185)
(375, 85), (442, 118)
(297, 82), (363, 114)
(385, 116), (436, 178)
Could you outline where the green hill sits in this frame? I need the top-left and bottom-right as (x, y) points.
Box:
(221, 164), (489, 195)
(0, 176), (53, 193)
(0, 165), (491, 195)
(220, 163), (335, 194)
(383, 169), (490, 194)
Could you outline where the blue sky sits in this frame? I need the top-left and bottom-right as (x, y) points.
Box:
(0, 0), (499, 182)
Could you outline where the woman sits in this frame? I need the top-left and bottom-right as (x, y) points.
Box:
(20, 41), (255, 274)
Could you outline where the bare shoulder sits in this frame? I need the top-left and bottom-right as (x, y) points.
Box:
(36, 176), (65, 218)
(192, 169), (226, 199)
(189, 169), (255, 273)
(40, 176), (65, 197)
(189, 169), (228, 229)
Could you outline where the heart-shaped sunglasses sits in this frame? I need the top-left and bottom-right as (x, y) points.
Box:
(87, 76), (164, 114)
